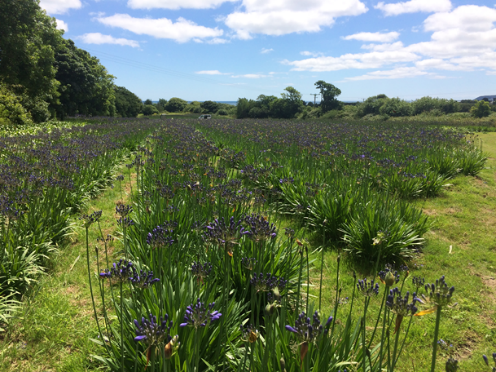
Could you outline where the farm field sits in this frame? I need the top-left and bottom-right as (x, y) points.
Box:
(0, 118), (495, 372)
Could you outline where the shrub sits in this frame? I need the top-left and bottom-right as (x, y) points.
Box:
(379, 98), (412, 117)
(471, 100), (491, 118)
(217, 109), (228, 116)
(142, 104), (159, 116)
(0, 86), (33, 125)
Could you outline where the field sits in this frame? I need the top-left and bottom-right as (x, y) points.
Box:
(0, 118), (495, 372)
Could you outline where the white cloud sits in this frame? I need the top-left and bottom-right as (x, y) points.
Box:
(405, 6), (496, 59)
(285, 49), (420, 71)
(343, 31), (399, 42)
(375, 0), (451, 16)
(284, 4), (496, 78)
(344, 67), (440, 81)
(206, 38), (229, 44)
(361, 41), (404, 51)
(300, 51), (323, 57)
(231, 74), (270, 78)
(261, 48), (273, 54)
(97, 14), (223, 43)
(39, 0), (81, 14)
(127, 0), (235, 9)
(224, 0), (368, 38)
(77, 33), (140, 48)
(196, 70), (229, 75)
(55, 19), (68, 32)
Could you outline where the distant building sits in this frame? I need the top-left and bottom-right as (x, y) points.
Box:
(475, 95), (496, 102)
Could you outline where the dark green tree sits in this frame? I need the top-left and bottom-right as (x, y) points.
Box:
(51, 39), (115, 118)
(156, 98), (167, 112)
(165, 97), (187, 112)
(143, 104), (158, 116)
(471, 100), (491, 118)
(315, 80), (341, 113)
(115, 86), (142, 117)
(144, 99), (153, 105)
(200, 100), (219, 114)
(0, 0), (64, 122)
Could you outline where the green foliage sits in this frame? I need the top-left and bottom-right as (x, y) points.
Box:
(115, 86), (143, 117)
(51, 40), (116, 119)
(144, 99), (153, 105)
(379, 97), (412, 117)
(315, 80), (341, 112)
(200, 100), (219, 114)
(142, 104), (159, 116)
(217, 109), (228, 116)
(357, 95), (390, 117)
(412, 96), (460, 115)
(156, 98), (167, 112)
(165, 97), (187, 112)
(471, 100), (492, 118)
(0, 0), (62, 114)
(0, 86), (33, 125)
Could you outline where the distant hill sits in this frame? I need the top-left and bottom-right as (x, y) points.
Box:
(475, 95), (496, 101)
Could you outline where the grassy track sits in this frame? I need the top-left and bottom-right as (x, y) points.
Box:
(1, 131), (495, 371)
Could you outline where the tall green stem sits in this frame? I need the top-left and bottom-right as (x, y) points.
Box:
(430, 306), (442, 372)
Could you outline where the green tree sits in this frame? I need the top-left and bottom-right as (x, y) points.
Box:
(51, 39), (115, 118)
(379, 97), (412, 117)
(315, 80), (341, 112)
(115, 86), (142, 117)
(357, 95), (389, 117)
(0, 86), (33, 125)
(165, 97), (187, 112)
(156, 98), (167, 112)
(144, 99), (153, 105)
(200, 100), (219, 114)
(0, 0), (64, 121)
(470, 100), (491, 118)
(279, 86), (303, 118)
(142, 104), (159, 116)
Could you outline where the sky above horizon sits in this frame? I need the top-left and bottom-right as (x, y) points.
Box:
(41, 0), (496, 102)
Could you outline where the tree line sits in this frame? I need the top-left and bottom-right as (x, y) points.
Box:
(0, 0), (142, 125)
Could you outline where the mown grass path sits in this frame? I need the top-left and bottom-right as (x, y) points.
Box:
(1, 132), (495, 372)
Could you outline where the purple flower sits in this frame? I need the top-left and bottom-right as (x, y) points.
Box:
(179, 298), (222, 329)
(285, 311), (325, 343)
(129, 269), (160, 288)
(134, 313), (175, 347)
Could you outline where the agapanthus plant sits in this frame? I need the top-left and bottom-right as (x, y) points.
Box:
(179, 298), (222, 329)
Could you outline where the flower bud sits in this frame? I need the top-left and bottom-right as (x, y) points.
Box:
(280, 357), (286, 371)
(385, 271), (395, 286)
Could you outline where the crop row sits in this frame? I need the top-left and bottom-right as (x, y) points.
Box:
(88, 118), (486, 371)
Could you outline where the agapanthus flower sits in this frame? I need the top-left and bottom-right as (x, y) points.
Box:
(357, 278), (380, 297)
(386, 288), (418, 316)
(425, 275), (455, 307)
(80, 210), (102, 228)
(378, 264), (400, 286)
(134, 313), (174, 347)
(243, 213), (277, 242)
(129, 269), (160, 288)
(179, 298), (222, 329)
(482, 353), (496, 371)
(115, 203), (133, 217)
(100, 259), (134, 283)
(203, 216), (250, 253)
(147, 225), (175, 249)
(191, 261), (212, 284)
(412, 276), (425, 291)
(250, 273), (287, 293)
(285, 311), (330, 343)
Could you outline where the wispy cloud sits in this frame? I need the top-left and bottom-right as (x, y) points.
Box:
(261, 48), (273, 54)
(196, 70), (229, 75)
(375, 0), (451, 16)
(77, 33), (140, 48)
(55, 19), (68, 32)
(343, 31), (399, 43)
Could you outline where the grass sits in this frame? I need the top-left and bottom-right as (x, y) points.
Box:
(1, 131), (495, 371)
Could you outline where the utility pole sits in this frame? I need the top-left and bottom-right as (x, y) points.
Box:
(309, 94), (318, 105)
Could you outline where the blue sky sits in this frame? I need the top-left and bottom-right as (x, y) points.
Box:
(41, 0), (496, 102)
